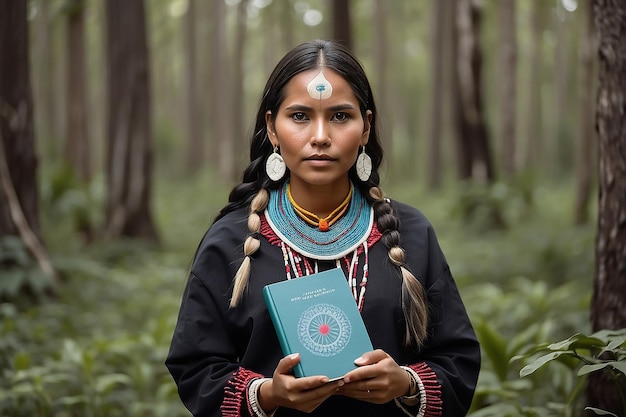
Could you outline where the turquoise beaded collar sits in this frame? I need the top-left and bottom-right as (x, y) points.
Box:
(265, 182), (373, 260)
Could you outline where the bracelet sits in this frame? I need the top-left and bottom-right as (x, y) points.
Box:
(399, 366), (421, 407)
(248, 378), (276, 417)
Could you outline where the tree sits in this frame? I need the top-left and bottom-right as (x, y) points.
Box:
(0, 0), (54, 279)
(330, 0), (352, 50)
(427, 0), (446, 190)
(453, 0), (495, 182)
(574, 0), (595, 225)
(65, 0), (92, 182)
(104, 0), (158, 241)
(497, 0), (517, 177)
(232, 0), (249, 173)
(208, 0), (234, 182)
(522, 0), (544, 171)
(184, 0), (203, 174)
(589, 0), (626, 414)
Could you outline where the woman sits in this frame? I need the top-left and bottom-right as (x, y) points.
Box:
(166, 39), (480, 417)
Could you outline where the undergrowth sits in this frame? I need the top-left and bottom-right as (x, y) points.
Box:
(0, 172), (597, 416)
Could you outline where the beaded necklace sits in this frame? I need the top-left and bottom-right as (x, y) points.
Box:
(264, 182), (380, 311)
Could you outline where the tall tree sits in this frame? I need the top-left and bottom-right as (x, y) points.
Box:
(184, 0), (203, 174)
(34, 0), (62, 154)
(574, 0), (595, 225)
(427, 0), (446, 190)
(331, 0), (353, 50)
(522, 0), (544, 171)
(497, 0), (517, 177)
(589, 0), (626, 414)
(104, 0), (158, 241)
(453, 0), (495, 182)
(65, 0), (91, 182)
(209, 0), (233, 182)
(0, 0), (54, 278)
(373, 0), (392, 162)
(232, 0), (249, 174)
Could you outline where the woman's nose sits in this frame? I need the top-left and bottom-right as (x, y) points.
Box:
(310, 118), (331, 146)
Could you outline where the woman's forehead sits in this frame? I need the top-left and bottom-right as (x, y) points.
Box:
(281, 69), (356, 105)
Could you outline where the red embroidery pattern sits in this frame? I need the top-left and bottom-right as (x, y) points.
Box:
(409, 362), (443, 417)
(260, 214), (382, 250)
(221, 368), (264, 417)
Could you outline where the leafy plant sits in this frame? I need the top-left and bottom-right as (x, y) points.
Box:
(514, 329), (626, 417)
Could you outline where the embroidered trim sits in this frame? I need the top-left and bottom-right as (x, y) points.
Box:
(410, 362), (442, 417)
(221, 368), (264, 417)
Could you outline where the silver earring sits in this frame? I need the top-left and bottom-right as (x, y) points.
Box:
(356, 146), (372, 182)
(266, 146), (286, 181)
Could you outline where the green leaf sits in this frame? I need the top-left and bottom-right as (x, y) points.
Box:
(548, 334), (605, 351)
(474, 319), (509, 382)
(520, 351), (574, 377)
(95, 373), (132, 394)
(578, 363), (611, 376)
(584, 407), (618, 416)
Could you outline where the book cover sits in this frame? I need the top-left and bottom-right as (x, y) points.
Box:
(263, 268), (373, 381)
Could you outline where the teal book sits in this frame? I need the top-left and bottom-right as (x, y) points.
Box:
(263, 268), (373, 381)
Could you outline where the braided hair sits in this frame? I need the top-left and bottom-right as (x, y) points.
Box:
(217, 40), (428, 347)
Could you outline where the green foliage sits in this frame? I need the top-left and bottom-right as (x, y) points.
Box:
(514, 330), (626, 417)
(0, 237), (53, 299)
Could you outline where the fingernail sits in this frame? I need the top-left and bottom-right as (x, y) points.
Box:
(290, 353), (299, 360)
(354, 356), (366, 364)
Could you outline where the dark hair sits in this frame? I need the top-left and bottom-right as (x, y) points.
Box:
(215, 39), (383, 221)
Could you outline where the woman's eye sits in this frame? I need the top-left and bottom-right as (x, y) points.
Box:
(332, 112), (349, 122)
(291, 112), (307, 121)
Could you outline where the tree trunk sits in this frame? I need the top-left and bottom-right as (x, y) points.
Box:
(184, 0), (203, 174)
(427, 0), (445, 190)
(454, 0), (495, 183)
(574, 0), (595, 225)
(209, 0), (233, 182)
(104, 0), (158, 241)
(34, 0), (62, 156)
(497, 0), (517, 178)
(331, 0), (352, 50)
(373, 0), (392, 165)
(232, 0), (249, 176)
(589, 0), (626, 414)
(65, 0), (91, 182)
(0, 0), (55, 279)
(552, 2), (573, 176)
(522, 0), (543, 170)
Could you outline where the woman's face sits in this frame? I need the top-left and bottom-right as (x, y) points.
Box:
(266, 68), (371, 194)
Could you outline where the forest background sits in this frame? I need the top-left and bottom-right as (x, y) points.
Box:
(0, 0), (625, 416)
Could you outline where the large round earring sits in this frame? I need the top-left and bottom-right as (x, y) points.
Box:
(356, 146), (372, 182)
(266, 146), (286, 181)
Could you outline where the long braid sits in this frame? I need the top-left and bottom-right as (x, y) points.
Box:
(369, 187), (428, 348)
(229, 189), (269, 307)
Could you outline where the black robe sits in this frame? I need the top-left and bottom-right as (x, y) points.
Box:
(166, 200), (480, 417)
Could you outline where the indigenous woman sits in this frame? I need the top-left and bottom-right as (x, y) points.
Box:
(166, 39), (480, 417)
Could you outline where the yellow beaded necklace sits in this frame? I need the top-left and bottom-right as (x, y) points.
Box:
(286, 183), (353, 232)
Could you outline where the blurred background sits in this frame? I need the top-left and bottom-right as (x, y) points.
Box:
(1, 0), (623, 416)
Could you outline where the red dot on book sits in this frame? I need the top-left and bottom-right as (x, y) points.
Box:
(319, 323), (330, 335)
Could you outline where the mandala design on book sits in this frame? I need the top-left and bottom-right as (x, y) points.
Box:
(297, 303), (352, 357)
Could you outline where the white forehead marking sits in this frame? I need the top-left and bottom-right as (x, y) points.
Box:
(306, 70), (333, 100)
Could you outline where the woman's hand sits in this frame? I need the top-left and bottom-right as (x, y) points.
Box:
(337, 349), (410, 404)
(258, 353), (344, 413)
